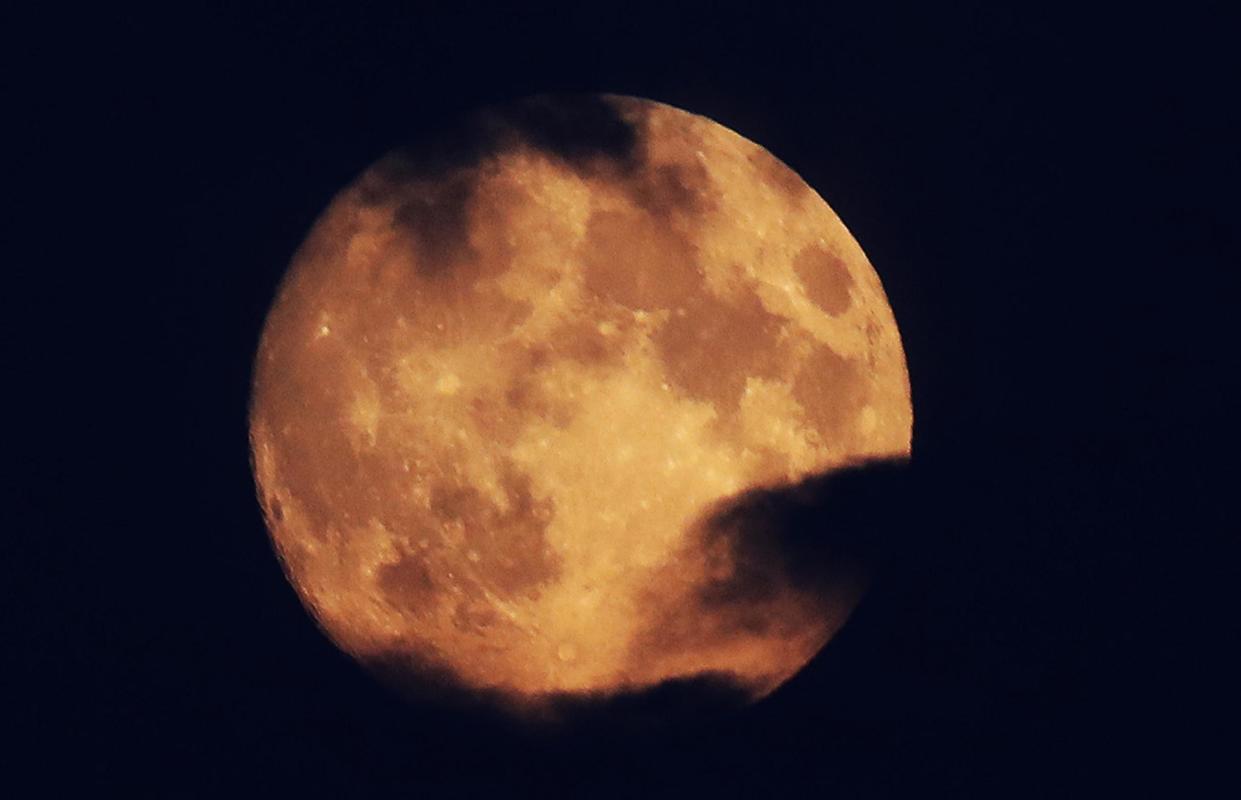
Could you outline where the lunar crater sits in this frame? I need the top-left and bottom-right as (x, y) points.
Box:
(794, 243), (854, 316)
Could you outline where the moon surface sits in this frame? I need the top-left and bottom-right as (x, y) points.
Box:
(250, 94), (911, 710)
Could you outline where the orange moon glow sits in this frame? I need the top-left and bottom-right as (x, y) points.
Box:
(250, 95), (912, 710)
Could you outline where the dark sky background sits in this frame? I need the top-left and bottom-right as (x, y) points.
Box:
(10, 2), (1235, 796)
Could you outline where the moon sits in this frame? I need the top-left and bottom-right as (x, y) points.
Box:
(249, 94), (911, 711)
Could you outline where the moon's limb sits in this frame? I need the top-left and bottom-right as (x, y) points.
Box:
(250, 94), (911, 706)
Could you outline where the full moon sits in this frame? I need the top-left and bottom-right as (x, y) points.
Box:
(250, 94), (911, 711)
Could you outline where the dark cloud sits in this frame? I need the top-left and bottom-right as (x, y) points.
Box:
(696, 457), (914, 604)
(368, 93), (642, 190)
(489, 93), (642, 172)
(362, 646), (511, 715)
(365, 458), (917, 727)
(358, 94), (725, 293)
(536, 672), (753, 729)
(618, 457), (915, 686)
(364, 645), (752, 730)
(362, 94), (647, 283)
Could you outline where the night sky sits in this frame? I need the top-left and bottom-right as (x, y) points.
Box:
(11, 3), (1234, 795)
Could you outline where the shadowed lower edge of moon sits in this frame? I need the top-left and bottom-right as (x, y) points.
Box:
(345, 458), (910, 723)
